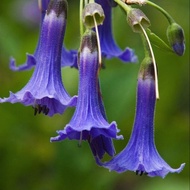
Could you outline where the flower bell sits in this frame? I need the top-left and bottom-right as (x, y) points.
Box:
(10, 0), (77, 71)
(95, 0), (137, 63)
(96, 59), (185, 178)
(127, 8), (150, 33)
(0, 0), (77, 116)
(82, 2), (105, 28)
(50, 30), (123, 159)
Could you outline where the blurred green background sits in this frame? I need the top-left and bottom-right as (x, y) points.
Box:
(0, 0), (189, 190)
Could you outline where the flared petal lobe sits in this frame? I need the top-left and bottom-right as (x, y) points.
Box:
(51, 30), (123, 158)
(1, 0), (77, 116)
(95, 0), (137, 63)
(97, 63), (185, 178)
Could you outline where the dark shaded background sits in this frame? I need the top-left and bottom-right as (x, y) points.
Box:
(0, 0), (189, 190)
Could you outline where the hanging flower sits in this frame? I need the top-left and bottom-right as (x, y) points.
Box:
(50, 30), (123, 159)
(10, 0), (77, 71)
(0, 0), (77, 116)
(96, 61), (185, 178)
(95, 0), (137, 63)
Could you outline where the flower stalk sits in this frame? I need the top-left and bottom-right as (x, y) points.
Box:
(140, 24), (159, 99)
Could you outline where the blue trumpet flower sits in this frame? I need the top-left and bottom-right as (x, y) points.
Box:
(0, 0), (77, 116)
(95, 0), (137, 63)
(96, 62), (185, 178)
(10, 0), (77, 71)
(51, 30), (123, 159)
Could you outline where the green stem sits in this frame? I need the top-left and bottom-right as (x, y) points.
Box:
(114, 0), (132, 13)
(146, 0), (175, 24)
(89, 0), (94, 3)
(80, 0), (84, 36)
(141, 33), (150, 58)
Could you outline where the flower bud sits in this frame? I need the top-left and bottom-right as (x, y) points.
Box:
(127, 8), (150, 33)
(167, 23), (185, 56)
(82, 3), (105, 28)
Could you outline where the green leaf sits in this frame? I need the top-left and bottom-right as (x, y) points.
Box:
(146, 28), (173, 53)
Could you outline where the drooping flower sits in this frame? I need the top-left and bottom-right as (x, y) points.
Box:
(0, 0), (77, 116)
(96, 61), (185, 178)
(50, 30), (123, 159)
(95, 0), (137, 63)
(10, 0), (77, 71)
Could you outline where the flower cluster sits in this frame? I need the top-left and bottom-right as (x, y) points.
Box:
(0, 0), (185, 178)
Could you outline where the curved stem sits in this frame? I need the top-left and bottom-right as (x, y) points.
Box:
(114, 0), (132, 13)
(146, 1), (175, 24)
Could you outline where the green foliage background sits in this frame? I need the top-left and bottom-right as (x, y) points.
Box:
(0, 0), (189, 190)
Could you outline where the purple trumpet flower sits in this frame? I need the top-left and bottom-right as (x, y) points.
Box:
(95, 0), (137, 63)
(10, 0), (77, 71)
(96, 62), (185, 178)
(0, 0), (77, 116)
(51, 30), (123, 159)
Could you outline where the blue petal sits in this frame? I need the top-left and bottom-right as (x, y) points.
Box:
(9, 54), (36, 71)
(10, 0), (77, 71)
(1, 2), (77, 116)
(172, 43), (185, 56)
(97, 78), (185, 178)
(61, 47), (78, 68)
(51, 31), (123, 158)
(95, 0), (137, 63)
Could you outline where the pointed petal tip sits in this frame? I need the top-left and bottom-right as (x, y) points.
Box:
(50, 135), (61, 142)
(147, 163), (186, 178)
(9, 54), (36, 71)
(50, 130), (67, 142)
(176, 163), (186, 173)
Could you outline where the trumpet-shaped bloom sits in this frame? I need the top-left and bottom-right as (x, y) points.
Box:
(95, 0), (137, 63)
(51, 30), (123, 159)
(97, 69), (185, 177)
(0, 0), (77, 116)
(10, 0), (77, 71)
